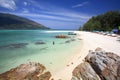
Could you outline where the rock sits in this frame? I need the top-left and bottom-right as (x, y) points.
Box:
(95, 47), (103, 52)
(65, 40), (70, 43)
(0, 62), (51, 80)
(85, 48), (120, 80)
(71, 39), (76, 41)
(55, 35), (70, 38)
(10, 43), (28, 48)
(39, 72), (51, 80)
(72, 48), (120, 80)
(72, 62), (100, 80)
(39, 47), (48, 51)
(35, 41), (46, 45)
(71, 76), (78, 80)
(0, 43), (28, 49)
(65, 39), (76, 43)
(77, 38), (82, 40)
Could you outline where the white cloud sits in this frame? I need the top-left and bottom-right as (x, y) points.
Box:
(29, 0), (46, 10)
(22, 8), (29, 13)
(72, 1), (88, 8)
(23, 2), (27, 6)
(41, 11), (90, 20)
(15, 13), (88, 22)
(0, 0), (16, 10)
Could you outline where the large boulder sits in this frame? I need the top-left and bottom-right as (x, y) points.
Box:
(85, 48), (120, 80)
(72, 62), (100, 80)
(0, 62), (51, 80)
(72, 48), (120, 80)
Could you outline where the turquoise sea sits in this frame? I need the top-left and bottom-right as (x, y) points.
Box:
(0, 30), (82, 74)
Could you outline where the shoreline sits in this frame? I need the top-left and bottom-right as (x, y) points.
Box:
(51, 31), (120, 80)
(0, 31), (120, 80)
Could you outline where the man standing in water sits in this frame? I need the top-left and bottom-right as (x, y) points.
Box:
(53, 41), (55, 45)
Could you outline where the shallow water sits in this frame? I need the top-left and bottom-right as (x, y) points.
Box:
(0, 30), (82, 73)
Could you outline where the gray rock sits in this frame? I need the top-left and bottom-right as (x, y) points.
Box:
(71, 76), (79, 80)
(65, 39), (76, 43)
(35, 41), (46, 45)
(72, 62), (100, 80)
(72, 48), (120, 80)
(85, 48), (120, 80)
(0, 43), (28, 49)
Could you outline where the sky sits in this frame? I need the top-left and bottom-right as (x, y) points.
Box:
(0, 0), (120, 29)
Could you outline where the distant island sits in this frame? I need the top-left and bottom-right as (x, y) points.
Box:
(80, 11), (120, 31)
(0, 13), (50, 30)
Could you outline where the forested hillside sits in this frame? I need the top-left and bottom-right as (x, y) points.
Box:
(81, 11), (120, 31)
(0, 13), (50, 30)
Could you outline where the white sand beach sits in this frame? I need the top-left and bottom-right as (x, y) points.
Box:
(51, 31), (120, 80)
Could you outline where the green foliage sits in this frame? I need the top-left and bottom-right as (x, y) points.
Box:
(0, 13), (50, 30)
(82, 11), (120, 31)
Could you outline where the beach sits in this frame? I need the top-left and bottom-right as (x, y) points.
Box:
(0, 30), (120, 80)
(51, 31), (120, 80)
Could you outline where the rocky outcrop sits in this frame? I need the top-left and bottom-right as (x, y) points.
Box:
(55, 35), (70, 38)
(72, 48), (120, 80)
(72, 62), (100, 80)
(0, 62), (51, 80)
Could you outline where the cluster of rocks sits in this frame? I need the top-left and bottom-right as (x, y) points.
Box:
(0, 62), (51, 80)
(65, 39), (76, 43)
(0, 43), (28, 49)
(72, 48), (120, 80)
(35, 41), (46, 45)
(0, 41), (47, 50)
(55, 35), (70, 38)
